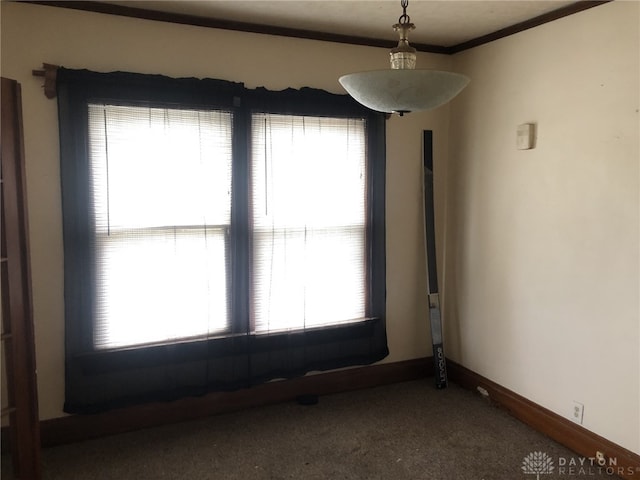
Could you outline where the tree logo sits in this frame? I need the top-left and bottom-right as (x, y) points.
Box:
(522, 451), (555, 479)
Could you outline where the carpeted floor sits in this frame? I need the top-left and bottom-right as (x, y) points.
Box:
(1, 380), (615, 479)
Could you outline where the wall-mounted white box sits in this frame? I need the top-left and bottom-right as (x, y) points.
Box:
(517, 123), (536, 150)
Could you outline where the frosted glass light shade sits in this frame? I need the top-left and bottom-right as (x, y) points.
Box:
(339, 69), (470, 114)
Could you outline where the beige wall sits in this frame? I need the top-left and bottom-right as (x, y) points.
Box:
(0, 2), (450, 421)
(447, 1), (639, 453)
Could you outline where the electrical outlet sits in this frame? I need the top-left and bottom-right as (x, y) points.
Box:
(571, 401), (584, 424)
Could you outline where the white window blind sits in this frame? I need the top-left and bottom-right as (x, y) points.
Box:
(88, 104), (233, 349)
(251, 113), (367, 333)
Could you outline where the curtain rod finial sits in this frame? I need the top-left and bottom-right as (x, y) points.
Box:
(32, 63), (59, 99)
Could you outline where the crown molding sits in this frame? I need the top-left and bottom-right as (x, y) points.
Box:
(23, 1), (611, 55)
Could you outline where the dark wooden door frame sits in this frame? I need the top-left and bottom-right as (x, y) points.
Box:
(1, 76), (42, 480)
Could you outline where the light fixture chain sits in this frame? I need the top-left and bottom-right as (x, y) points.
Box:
(398, 0), (410, 25)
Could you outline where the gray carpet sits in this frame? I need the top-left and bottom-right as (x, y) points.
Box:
(2, 380), (615, 479)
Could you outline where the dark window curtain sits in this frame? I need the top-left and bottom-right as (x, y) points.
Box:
(57, 68), (387, 414)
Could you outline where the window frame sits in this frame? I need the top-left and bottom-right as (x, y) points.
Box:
(57, 68), (387, 413)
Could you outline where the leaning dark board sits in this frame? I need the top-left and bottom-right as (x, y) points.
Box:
(423, 130), (447, 389)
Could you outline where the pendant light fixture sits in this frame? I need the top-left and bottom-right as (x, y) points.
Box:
(339, 0), (470, 115)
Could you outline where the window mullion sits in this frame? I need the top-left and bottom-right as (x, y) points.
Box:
(230, 102), (251, 334)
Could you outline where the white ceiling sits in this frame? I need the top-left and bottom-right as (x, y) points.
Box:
(104, 0), (579, 48)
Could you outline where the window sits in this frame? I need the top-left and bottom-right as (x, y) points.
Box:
(251, 113), (367, 332)
(89, 104), (233, 349)
(57, 68), (387, 413)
